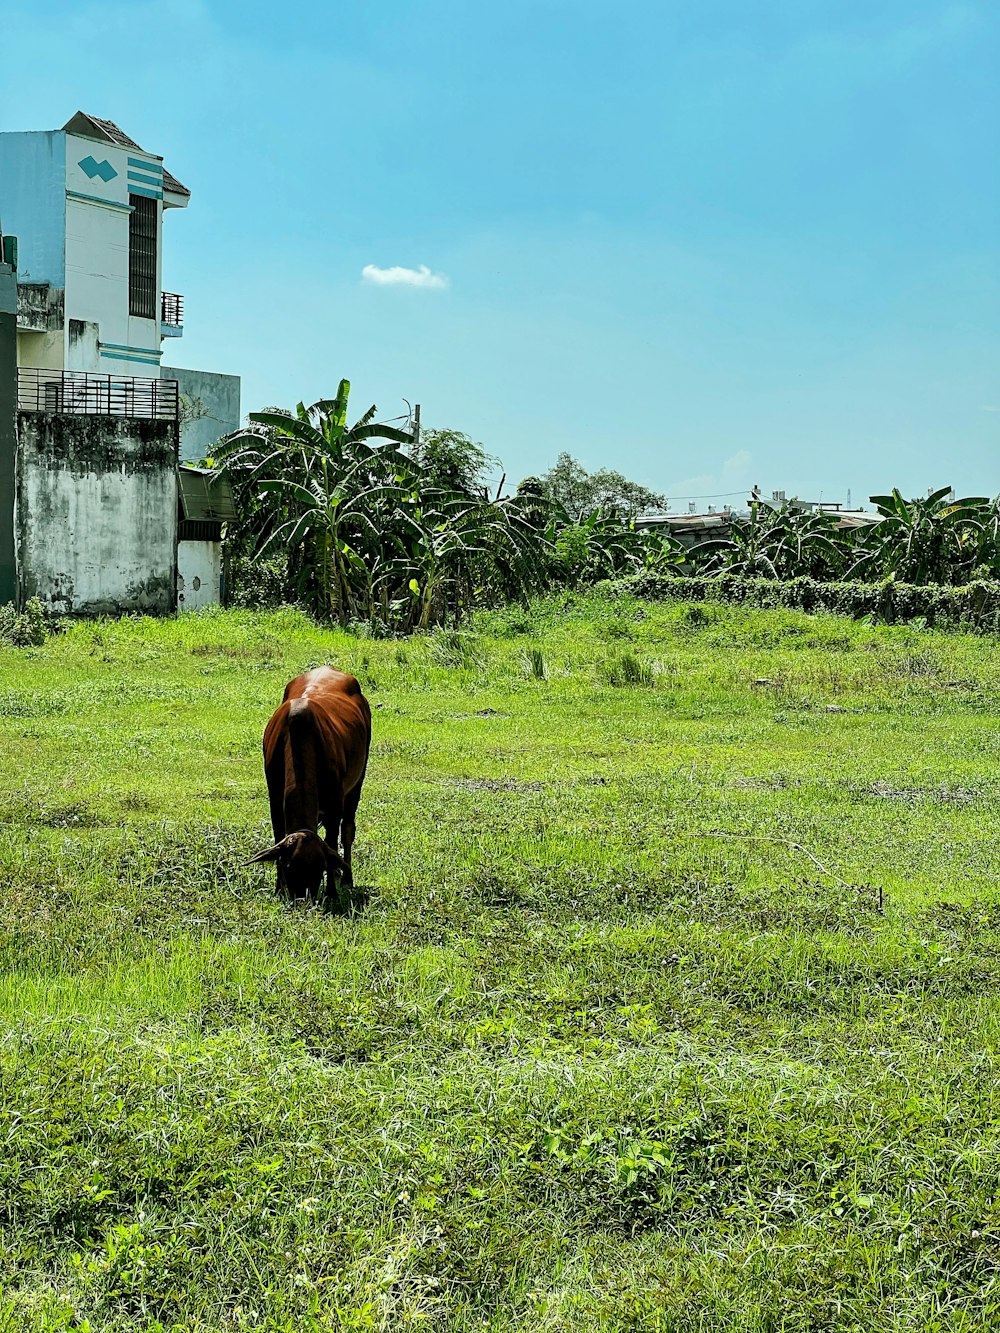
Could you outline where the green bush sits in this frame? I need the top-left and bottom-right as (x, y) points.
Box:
(0, 597), (60, 647)
(224, 555), (293, 611)
(611, 573), (1000, 633)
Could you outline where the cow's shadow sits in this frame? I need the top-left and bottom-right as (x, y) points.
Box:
(324, 881), (372, 916)
(278, 881), (372, 917)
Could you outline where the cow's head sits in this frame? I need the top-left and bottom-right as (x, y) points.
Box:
(247, 829), (346, 899)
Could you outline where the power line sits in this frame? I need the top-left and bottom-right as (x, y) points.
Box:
(667, 489), (752, 501)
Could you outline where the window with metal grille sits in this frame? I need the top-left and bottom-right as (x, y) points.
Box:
(128, 194), (158, 318)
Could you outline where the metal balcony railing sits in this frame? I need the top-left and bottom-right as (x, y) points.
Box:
(161, 291), (184, 326)
(17, 368), (179, 424)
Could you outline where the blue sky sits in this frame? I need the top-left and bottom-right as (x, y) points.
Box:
(3, 0), (998, 505)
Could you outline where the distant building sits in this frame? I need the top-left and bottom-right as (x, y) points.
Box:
(0, 111), (239, 612)
(637, 487), (879, 549)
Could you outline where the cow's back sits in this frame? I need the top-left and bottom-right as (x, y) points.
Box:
(282, 666), (364, 706)
(266, 667), (371, 792)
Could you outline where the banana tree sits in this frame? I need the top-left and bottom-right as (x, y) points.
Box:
(550, 510), (671, 587)
(403, 488), (547, 628)
(214, 380), (416, 619)
(256, 453), (424, 623)
(848, 488), (992, 584)
(689, 503), (849, 579)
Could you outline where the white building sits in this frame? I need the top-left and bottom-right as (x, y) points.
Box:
(0, 112), (239, 612)
(0, 111), (194, 378)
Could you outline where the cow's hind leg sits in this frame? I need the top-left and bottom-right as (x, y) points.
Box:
(318, 792), (345, 909)
(340, 771), (366, 889)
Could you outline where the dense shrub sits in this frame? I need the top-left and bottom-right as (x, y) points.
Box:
(611, 573), (1000, 633)
(0, 597), (60, 647)
(224, 555), (296, 612)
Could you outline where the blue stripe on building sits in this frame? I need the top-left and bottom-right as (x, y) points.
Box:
(100, 343), (163, 356)
(99, 349), (163, 366)
(127, 171), (163, 188)
(128, 185), (163, 201)
(127, 156), (163, 174)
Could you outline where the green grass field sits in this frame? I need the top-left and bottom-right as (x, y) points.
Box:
(1, 593), (999, 1331)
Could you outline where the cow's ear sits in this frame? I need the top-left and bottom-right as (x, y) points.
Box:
(246, 842), (284, 864)
(322, 841), (347, 876)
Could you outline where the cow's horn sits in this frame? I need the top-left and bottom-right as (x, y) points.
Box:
(245, 844), (283, 864)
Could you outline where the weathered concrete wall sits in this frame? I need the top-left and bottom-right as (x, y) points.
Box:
(16, 283), (64, 335)
(162, 366), (241, 463)
(0, 264), (16, 603)
(67, 318), (100, 371)
(177, 539), (222, 610)
(16, 412), (177, 615)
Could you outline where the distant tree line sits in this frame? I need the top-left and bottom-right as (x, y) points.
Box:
(211, 382), (1000, 628)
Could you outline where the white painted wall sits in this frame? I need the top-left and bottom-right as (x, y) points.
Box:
(177, 540), (222, 609)
(64, 134), (131, 212)
(66, 320), (99, 371)
(63, 134), (165, 375)
(64, 195), (130, 371)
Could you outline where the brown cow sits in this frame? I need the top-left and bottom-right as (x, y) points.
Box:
(249, 667), (371, 904)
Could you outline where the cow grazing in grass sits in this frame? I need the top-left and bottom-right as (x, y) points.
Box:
(249, 667), (371, 904)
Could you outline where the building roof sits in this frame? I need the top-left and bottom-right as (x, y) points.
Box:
(637, 509), (882, 539)
(178, 466), (237, 523)
(62, 111), (190, 198)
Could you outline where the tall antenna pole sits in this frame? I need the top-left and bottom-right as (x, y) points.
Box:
(412, 402), (421, 449)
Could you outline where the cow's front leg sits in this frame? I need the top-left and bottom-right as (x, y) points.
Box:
(319, 796), (345, 909)
(340, 779), (365, 890)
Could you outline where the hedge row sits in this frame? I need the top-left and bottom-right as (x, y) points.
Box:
(611, 573), (1000, 633)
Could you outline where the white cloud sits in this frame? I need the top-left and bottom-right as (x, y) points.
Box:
(361, 263), (448, 289)
(667, 449), (753, 501)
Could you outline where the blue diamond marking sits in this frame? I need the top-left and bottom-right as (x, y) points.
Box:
(79, 156), (117, 182)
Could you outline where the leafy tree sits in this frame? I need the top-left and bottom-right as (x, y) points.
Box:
(540, 453), (594, 518)
(587, 469), (669, 519)
(409, 428), (499, 498)
(539, 452), (669, 520)
(216, 388), (550, 628)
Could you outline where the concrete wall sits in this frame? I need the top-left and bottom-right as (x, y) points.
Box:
(15, 330), (63, 371)
(66, 319), (100, 371)
(162, 365), (241, 462)
(0, 131), (66, 287)
(177, 539), (222, 609)
(16, 283), (64, 335)
(16, 412), (177, 615)
(0, 264), (16, 603)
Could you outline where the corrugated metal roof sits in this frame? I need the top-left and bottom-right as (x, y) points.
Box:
(178, 466), (236, 522)
(62, 111), (190, 197)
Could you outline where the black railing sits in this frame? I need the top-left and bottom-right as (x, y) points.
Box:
(17, 369), (179, 423)
(161, 291), (184, 326)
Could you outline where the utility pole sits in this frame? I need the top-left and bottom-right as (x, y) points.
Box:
(412, 402), (421, 449)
